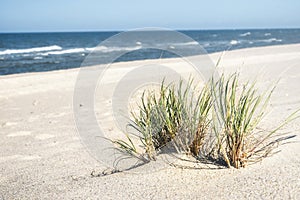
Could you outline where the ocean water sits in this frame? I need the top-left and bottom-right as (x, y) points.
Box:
(0, 29), (300, 75)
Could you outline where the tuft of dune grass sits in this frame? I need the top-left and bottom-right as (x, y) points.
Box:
(112, 73), (299, 170)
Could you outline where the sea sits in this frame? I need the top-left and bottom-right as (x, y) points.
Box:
(0, 29), (300, 75)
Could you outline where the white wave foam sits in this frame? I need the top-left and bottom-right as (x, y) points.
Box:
(41, 48), (86, 55)
(0, 45), (62, 55)
(85, 47), (96, 51)
(240, 32), (251, 37)
(90, 45), (141, 53)
(39, 45), (142, 56)
(174, 41), (198, 46)
(230, 40), (239, 45)
(264, 33), (271, 36)
(261, 38), (282, 43)
(33, 57), (43, 60)
(1, 44), (183, 57)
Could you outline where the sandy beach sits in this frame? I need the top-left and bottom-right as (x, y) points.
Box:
(1, 44), (300, 199)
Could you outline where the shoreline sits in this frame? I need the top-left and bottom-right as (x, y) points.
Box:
(1, 43), (300, 79)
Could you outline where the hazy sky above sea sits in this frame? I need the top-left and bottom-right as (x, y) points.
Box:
(1, 0), (299, 32)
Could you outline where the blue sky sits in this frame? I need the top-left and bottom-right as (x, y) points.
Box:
(1, 0), (299, 32)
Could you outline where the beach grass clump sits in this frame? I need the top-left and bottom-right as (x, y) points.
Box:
(113, 79), (212, 162)
(113, 72), (298, 170)
(211, 73), (298, 168)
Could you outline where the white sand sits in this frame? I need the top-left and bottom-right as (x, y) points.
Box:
(0, 44), (300, 199)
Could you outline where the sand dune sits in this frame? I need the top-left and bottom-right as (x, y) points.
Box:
(0, 44), (300, 199)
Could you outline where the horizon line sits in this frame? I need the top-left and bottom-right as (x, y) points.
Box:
(1, 27), (300, 34)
